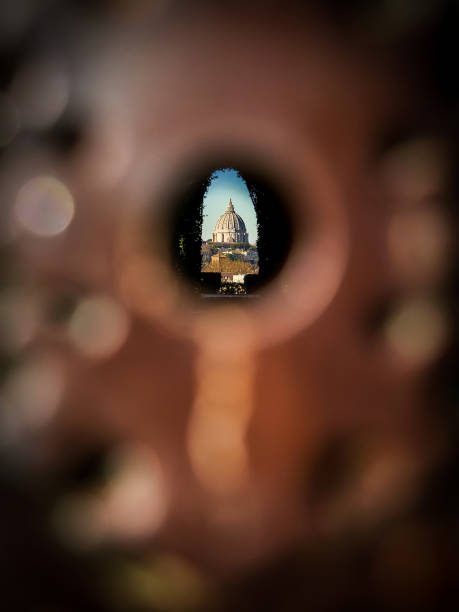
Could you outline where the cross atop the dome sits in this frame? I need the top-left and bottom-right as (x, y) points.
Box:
(226, 198), (235, 212)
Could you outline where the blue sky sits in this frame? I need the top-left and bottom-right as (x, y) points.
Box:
(201, 169), (258, 244)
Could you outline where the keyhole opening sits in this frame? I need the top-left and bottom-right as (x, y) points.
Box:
(168, 157), (294, 297)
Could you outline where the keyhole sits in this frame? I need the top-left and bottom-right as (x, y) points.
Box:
(118, 146), (347, 349)
(168, 158), (294, 296)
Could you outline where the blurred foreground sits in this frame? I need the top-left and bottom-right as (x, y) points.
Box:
(1, 1), (459, 611)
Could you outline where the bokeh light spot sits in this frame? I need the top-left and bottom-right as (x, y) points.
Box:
(1, 354), (65, 440)
(381, 138), (445, 203)
(53, 444), (168, 548)
(0, 288), (41, 352)
(388, 207), (449, 286)
(384, 297), (449, 366)
(68, 295), (131, 359)
(15, 176), (75, 237)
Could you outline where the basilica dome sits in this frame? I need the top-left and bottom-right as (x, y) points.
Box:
(212, 199), (249, 243)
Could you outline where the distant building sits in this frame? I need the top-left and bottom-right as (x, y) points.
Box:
(212, 198), (249, 244)
(211, 253), (221, 266)
(220, 273), (246, 284)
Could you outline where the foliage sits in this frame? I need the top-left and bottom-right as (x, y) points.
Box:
(169, 163), (292, 293)
(218, 283), (246, 295)
(170, 173), (212, 287)
(242, 171), (292, 287)
(178, 237), (186, 258)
